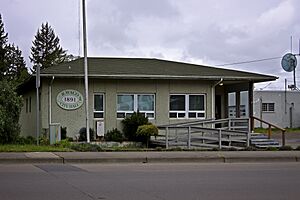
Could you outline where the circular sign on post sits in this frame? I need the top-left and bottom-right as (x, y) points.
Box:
(281, 53), (297, 72)
(56, 89), (83, 110)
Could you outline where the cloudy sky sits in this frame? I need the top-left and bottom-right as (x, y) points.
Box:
(1, 0), (300, 90)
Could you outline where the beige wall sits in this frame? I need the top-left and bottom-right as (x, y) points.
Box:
(19, 90), (36, 137)
(20, 77), (214, 138)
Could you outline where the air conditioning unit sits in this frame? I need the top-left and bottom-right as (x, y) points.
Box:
(96, 121), (105, 137)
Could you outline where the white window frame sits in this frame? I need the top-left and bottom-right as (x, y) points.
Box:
(117, 94), (155, 119)
(93, 93), (104, 119)
(169, 94), (206, 119)
(262, 102), (275, 112)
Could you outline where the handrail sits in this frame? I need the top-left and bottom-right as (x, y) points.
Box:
(250, 116), (286, 146)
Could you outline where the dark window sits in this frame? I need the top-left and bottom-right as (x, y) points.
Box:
(170, 95), (185, 111)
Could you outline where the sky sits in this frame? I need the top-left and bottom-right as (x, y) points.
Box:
(1, 0), (300, 90)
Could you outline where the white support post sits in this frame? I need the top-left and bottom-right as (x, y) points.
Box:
(187, 127), (191, 149)
(218, 129), (222, 149)
(165, 127), (169, 149)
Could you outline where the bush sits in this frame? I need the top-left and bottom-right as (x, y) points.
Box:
(0, 80), (23, 144)
(105, 128), (124, 142)
(79, 127), (94, 141)
(70, 143), (102, 152)
(136, 124), (158, 147)
(122, 112), (149, 141)
(39, 135), (50, 145)
(56, 139), (71, 148)
(16, 136), (36, 145)
(279, 145), (293, 151)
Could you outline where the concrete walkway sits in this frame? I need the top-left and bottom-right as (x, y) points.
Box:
(0, 151), (300, 164)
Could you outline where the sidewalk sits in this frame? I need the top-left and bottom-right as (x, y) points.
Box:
(0, 151), (300, 164)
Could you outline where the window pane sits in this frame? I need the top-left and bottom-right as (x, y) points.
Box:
(146, 113), (154, 118)
(262, 103), (268, 112)
(169, 112), (177, 118)
(197, 113), (205, 118)
(117, 95), (134, 111)
(170, 95), (185, 111)
(117, 112), (125, 118)
(94, 95), (103, 111)
(94, 113), (103, 118)
(269, 103), (275, 112)
(188, 112), (197, 118)
(189, 95), (204, 111)
(138, 95), (154, 111)
(178, 113), (186, 118)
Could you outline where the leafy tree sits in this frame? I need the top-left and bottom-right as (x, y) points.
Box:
(0, 79), (23, 144)
(30, 22), (67, 71)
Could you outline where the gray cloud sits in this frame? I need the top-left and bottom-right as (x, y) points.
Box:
(1, 0), (299, 89)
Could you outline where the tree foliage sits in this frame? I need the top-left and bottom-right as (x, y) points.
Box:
(0, 80), (23, 144)
(122, 112), (149, 141)
(0, 14), (28, 143)
(30, 22), (67, 71)
(0, 14), (29, 85)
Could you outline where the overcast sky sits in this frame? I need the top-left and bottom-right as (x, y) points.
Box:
(1, 0), (300, 90)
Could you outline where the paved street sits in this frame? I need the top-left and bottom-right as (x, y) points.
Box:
(0, 163), (300, 200)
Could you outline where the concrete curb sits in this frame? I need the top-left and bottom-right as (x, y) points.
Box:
(0, 151), (299, 164)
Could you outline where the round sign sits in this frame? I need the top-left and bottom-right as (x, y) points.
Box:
(281, 53), (297, 72)
(56, 89), (83, 110)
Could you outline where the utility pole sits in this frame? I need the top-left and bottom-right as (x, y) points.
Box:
(82, 0), (90, 143)
(36, 55), (41, 145)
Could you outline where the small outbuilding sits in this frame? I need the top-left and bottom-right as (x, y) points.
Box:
(19, 57), (277, 138)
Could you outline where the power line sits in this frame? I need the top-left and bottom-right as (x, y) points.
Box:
(216, 56), (282, 66)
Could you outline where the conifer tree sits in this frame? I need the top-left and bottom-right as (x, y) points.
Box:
(30, 22), (67, 71)
(0, 14), (8, 78)
(5, 43), (28, 85)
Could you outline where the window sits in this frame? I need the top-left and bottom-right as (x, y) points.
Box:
(262, 103), (275, 112)
(169, 94), (205, 119)
(25, 98), (28, 113)
(94, 94), (104, 119)
(117, 94), (155, 119)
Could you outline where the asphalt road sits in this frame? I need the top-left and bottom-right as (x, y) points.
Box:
(0, 163), (300, 200)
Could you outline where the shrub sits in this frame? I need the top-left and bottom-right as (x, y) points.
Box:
(79, 127), (94, 141)
(56, 139), (71, 148)
(105, 128), (124, 142)
(39, 135), (50, 145)
(70, 143), (102, 152)
(16, 136), (36, 145)
(279, 145), (293, 151)
(136, 124), (158, 147)
(122, 112), (149, 141)
(0, 80), (23, 144)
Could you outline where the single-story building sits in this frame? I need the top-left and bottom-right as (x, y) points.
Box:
(253, 90), (300, 128)
(19, 57), (277, 138)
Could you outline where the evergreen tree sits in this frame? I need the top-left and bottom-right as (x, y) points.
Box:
(0, 14), (8, 78)
(30, 22), (67, 71)
(4, 43), (29, 85)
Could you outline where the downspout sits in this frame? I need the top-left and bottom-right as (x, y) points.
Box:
(49, 76), (55, 127)
(212, 78), (223, 120)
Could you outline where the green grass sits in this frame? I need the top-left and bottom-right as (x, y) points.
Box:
(0, 144), (73, 152)
(254, 127), (300, 134)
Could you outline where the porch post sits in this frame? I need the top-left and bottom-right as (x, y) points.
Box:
(248, 81), (254, 132)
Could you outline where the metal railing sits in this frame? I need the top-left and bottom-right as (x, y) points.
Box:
(155, 118), (250, 149)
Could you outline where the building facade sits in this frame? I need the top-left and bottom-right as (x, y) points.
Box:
(19, 57), (276, 138)
(253, 90), (300, 128)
